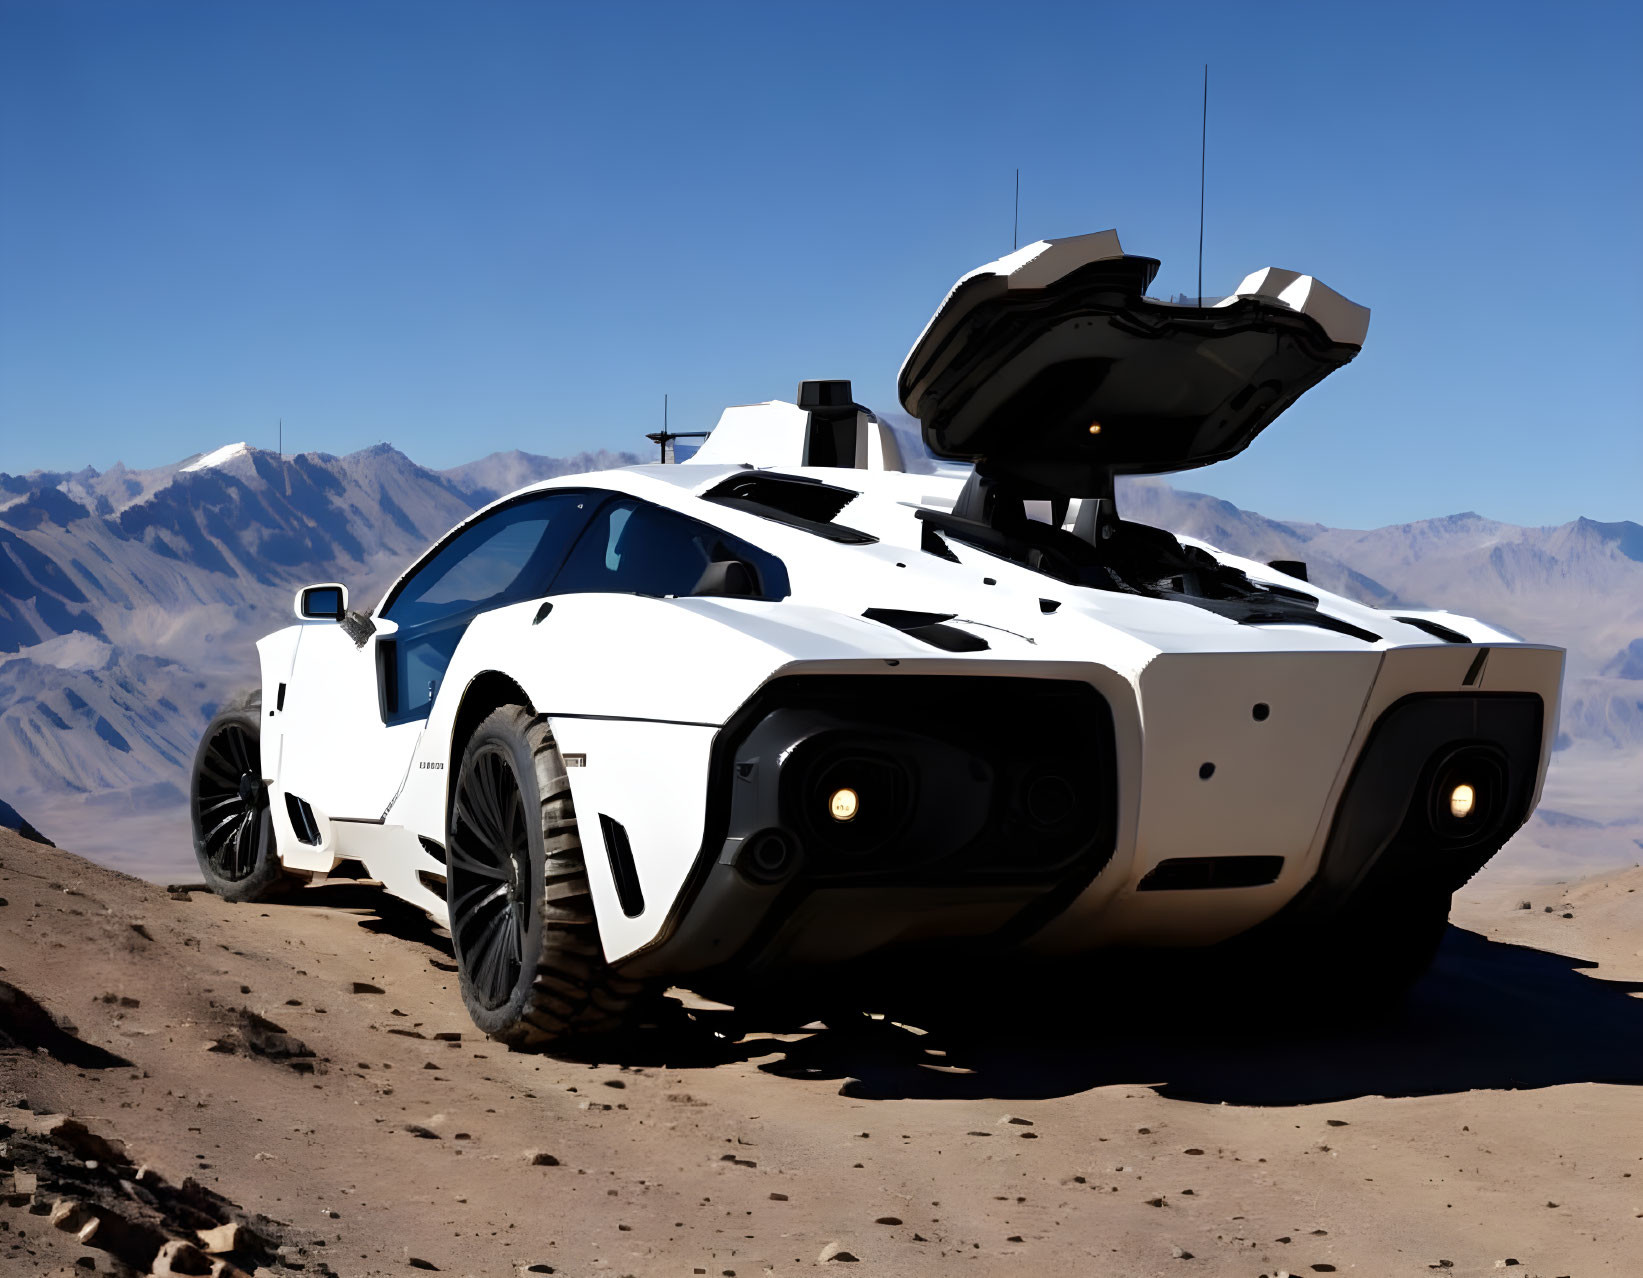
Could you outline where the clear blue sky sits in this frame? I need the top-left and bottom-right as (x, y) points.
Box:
(1, 0), (1638, 528)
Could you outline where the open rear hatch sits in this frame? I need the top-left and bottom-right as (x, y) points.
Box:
(899, 230), (1369, 495)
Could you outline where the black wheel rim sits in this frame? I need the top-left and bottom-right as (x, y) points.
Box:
(449, 744), (529, 1010)
(194, 722), (269, 883)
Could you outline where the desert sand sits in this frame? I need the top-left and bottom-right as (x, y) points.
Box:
(2, 827), (1640, 1277)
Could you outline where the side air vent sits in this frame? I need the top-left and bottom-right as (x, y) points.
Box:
(703, 473), (878, 544)
(285, 794), (322, 846)
(1396, 615), (1470, 644)
(863, 607), (989, 652)
(1137, 856), (1284, 891)
(417, 870), (447, 897)
(418, 836), (447, 866)
(598, 815), (645, 918)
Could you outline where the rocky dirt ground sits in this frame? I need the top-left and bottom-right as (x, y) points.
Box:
(1, 826), (1640, 1278)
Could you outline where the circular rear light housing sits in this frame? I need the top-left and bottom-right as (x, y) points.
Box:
(1424, 745), (1510, 846)
(794, 749), (913, 858)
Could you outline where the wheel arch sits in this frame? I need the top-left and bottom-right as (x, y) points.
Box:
(443, 670), (543, 830)
(447, 671), (536, 781)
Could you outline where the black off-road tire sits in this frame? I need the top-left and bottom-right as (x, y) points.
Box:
(190, 692), (300, 903)
(446, 705), (648, 1047)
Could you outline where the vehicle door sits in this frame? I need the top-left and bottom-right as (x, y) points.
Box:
(277, 490), (602, 822)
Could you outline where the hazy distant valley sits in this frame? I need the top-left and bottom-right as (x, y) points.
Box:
(1, 440), (1638, 882)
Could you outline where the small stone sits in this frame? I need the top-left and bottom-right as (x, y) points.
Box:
(1004, 1116), (1033, 1126)
(818, 1242), (860, 1263)
(875, 1216), (901, 1225)
(1325, 1119), (1349, 1127)
(602, 1079), (626, 1089)
(1007, 1235), (1024, 1243)
(1171, 1245), (1193, 1259)
(768, 1192), (788, 1201)
(407, 1260), (439, 1271)
(1145, 1197), (1166, 1208)
(403, 1124), (441, 1139)
(1428, 1263), (1454, 1271)
(1312, 1267), (1337, 1274)
(197, 1221), (243, 1253)
(1183, 1147), (1205, 1155)
(1518, 900), (1531, 909)
(152, 1240), (214, 1276)
(529, 1152), (560, 1166)
(352, 982), (385, 994)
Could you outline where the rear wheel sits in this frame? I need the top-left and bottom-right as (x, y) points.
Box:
(446, 705), (648, 1046)
(190, 696), (297, 903)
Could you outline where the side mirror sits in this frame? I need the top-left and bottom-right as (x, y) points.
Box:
(691, 560), (756, 598)
(295, 583), (349, 620)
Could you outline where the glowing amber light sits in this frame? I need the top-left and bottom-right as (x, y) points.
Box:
(1088, 422), (1103, 435)
(828, 788), (859, 822)
(1449, 783), (1476, 820)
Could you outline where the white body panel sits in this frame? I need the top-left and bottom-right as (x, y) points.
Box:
(252, 439), (1562, 967)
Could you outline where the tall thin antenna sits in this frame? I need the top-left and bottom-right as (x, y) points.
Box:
(278, 418), (282, 459)
(1012, 168), (1020, 251)
(1198, 64), (1208, 306)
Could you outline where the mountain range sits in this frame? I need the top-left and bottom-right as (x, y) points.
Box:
(1, 441), (1637, 882)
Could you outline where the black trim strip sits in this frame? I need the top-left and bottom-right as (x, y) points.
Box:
(546, 711), (720, 728)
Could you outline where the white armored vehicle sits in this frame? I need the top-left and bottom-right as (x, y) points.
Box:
(192, 231), (1563, 1044)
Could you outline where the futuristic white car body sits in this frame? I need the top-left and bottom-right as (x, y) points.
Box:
(192, 231), (1563, 1043)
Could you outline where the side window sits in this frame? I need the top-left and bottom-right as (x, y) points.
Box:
(377, 491), (601, 723)
(551, 499), (789, 600)
(382, 491), (599, 627)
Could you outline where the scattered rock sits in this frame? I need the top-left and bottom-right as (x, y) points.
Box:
(152, 1239), (216, 1276)
(528, 1152), (560, 1166)
(1171, 1245), (1193, 1259)
(403, 1125), (441, 1140)
(30, 1115), (127, 1166)
(351, 982), (385, 995)
(1183, 1147), (1204, 1155)
(407, 1260), (440, 1271)
(769, 1192), (788, 1201)
(196, 1221), (250, 1254)
(817, 1242), (859, 1263)
(875, 1216), (901, 1225)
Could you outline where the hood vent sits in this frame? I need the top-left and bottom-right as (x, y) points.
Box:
(863, 608), (989, 653)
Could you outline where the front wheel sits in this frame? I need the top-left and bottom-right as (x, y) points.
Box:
(446, 705), (649, 1047)
(190, 698), (297, 903)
